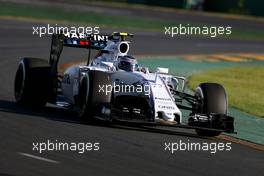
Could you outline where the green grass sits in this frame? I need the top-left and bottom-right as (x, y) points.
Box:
(0, 2), (180, 31)
(0, 2), (264, 40)
(189, 66), (264, 117)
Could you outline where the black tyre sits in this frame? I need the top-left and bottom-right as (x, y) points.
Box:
(194, 83), (227, 137)
(78, 74), (93, 121)
(14, 57), (52, 107)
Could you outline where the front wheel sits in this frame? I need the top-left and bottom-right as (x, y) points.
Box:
(194, 83), (227, 137)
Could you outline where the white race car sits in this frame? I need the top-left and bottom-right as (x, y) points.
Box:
(14, 32), (234, 137)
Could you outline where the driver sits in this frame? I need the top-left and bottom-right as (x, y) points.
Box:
(117, 55), (138, 72)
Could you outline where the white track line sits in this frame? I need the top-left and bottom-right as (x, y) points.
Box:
(18, 152), (60, 164)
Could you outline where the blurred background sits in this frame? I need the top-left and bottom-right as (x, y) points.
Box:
(89, 0), (264, 17)
(0, 1), (263, 175)
(0, 0), (263, 141)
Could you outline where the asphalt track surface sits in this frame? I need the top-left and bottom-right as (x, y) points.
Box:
(0, 18), (264, 176)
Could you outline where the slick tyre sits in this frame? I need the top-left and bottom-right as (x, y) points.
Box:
(14, 57), (52, 107)
(78, 74), (93, 121)
(194, 83), (227, 137)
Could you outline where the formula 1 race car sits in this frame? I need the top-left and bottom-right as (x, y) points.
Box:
(14, 32), (234, 137)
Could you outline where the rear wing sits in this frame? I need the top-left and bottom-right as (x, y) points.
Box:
(49, 32), (133, 73)
(63, 33), (108, 49)
(63, 32), (133, 49)
(51, 32), (133, 49)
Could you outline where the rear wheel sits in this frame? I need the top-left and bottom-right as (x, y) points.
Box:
(194, 83), (227, 137)
(14, 57), (52, 107)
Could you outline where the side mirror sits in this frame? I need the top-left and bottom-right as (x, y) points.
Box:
(156, 67), (169, 74)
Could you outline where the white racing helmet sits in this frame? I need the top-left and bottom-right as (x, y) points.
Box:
(118, 55), (138, 72)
